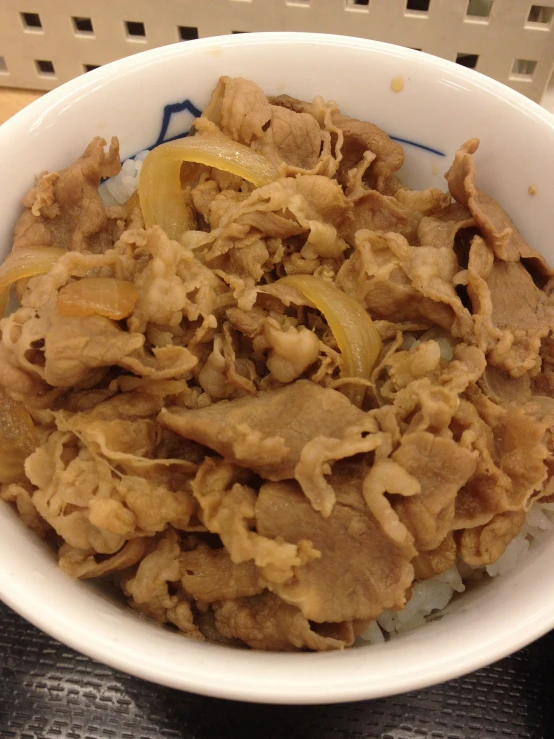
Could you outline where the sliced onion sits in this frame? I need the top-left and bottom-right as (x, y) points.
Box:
(57, 277), (139, 320)
(0, 246), (65, 292)
(278, 275), (382, 406)
(0, 440), (32, 483)
(125, 190), (140, 218)
(0, 386), (37, 483)
(139, 136), (277, 240)
(0, 288), (9, 318)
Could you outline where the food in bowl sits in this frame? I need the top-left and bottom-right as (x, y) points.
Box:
(1, 75), (553, 652)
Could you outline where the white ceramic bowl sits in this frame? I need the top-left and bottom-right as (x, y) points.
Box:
(1, 32), (554, 705)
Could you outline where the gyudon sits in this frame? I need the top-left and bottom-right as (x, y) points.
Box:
(1, 76), (553, 651)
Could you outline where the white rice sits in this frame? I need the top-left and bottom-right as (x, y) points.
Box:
(486, 501), (554, 577)
(98, 149), (149, 207)
(401, 331), (454, 362)
(373, 566), (465, 639)
(361, 500), (554, 643)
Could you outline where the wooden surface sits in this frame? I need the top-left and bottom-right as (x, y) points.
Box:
(0, 88), (44, 125)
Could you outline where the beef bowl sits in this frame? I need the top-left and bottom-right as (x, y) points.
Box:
(1, 32), (554, 704)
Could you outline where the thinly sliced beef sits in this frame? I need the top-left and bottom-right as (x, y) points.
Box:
(294, 175), (351, 230)
(25, 416), (196, 553)
(457, 510), (525, 566)
(191, 458), (319, 584)
(336, 229), (473, 334)
(159, 381), (373, 481)
(124, 530), (204, 640)
(203, 76), (272, 145)
(14, 137), (122, 254)
(391, 432), (477, 551)
(488, 260), (543, 332)
(1, 302), (197, 394)
(346, 190), (419, 243)
(453, 396), (548, 528)
(446, 138), (552, 270)
(252, 105), (323, 171)
(203, 77), (325, 172)
(486, 260), (552, 376)
(412, 534), (457, 580)
(44, 313), (197, 387)
(213, 592), (353, 651)
(256, 467), (414, 623)
(43, 313), (144, 386)
(347, 187), (451, 245)
(386, 233), (474, 336)
(417, 203), (474, 249)
(180, 543), (263, 602)
(467, 236), (554, 377)
(332, 113), (404, 187)
(270, 94), (404, 186)
(58, 538), (147, 579)
(200, 176), (351, 277)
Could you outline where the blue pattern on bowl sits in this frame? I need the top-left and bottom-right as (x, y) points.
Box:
(388, 136), (445, 157)
(153, 99), (203, 148)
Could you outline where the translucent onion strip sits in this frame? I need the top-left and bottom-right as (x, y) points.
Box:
(57, 277), (139, 320)
(0, 386), (37, 483)
(278, 275), (382, 406)
(0, 288), (9, 318)
(0, 246), (65, 292)
(138, 136), (278, 240)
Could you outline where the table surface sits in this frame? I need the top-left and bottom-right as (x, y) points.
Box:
(0, 88), (43, 125)
(1, 83), (554, 739)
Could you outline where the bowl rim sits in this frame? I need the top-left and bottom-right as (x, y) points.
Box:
(1, 30), (554, 705)
(2, 30), (553, 141)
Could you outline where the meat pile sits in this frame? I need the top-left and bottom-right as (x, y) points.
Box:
(1, 76), (554, 651)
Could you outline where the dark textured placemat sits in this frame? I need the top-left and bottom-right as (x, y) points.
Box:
(1, 600), (553, 739)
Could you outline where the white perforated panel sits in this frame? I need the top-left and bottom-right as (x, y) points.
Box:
(1, 0), (553, 102)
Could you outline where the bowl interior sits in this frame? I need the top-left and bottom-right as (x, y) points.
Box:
(1, 32), (554, 704)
